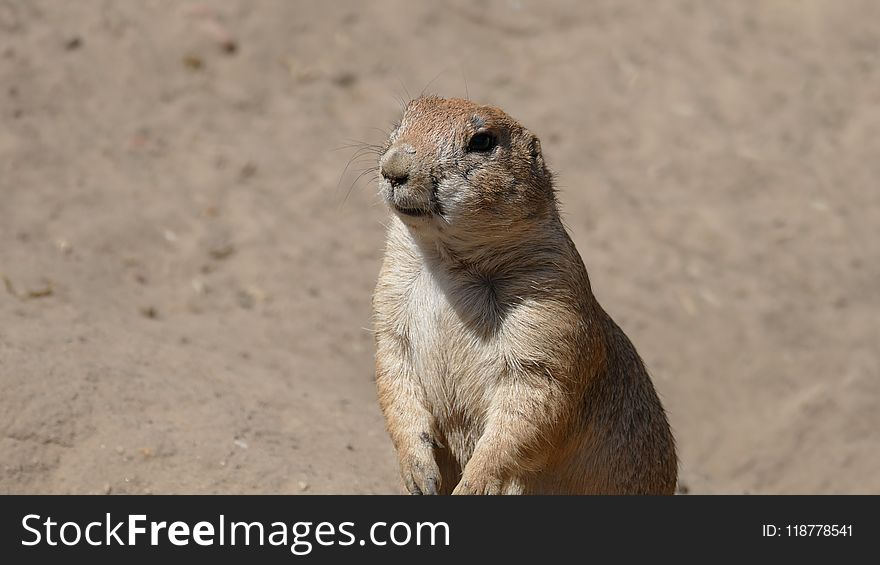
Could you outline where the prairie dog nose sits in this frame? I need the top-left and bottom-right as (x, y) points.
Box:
(380, 144), (415, 185)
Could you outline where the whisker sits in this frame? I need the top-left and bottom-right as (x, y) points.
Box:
(336, 146), (380, 204)
(368, 126), (392, 139)
(461, 65), (470, 100)
(420, 69), (446, 98)
(333, 139), (384, 153)
(394, 77), (412, 107)
(342, 166), (381, 206)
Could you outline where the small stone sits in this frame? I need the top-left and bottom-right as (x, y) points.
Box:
(239, 162), (257, 181)
(183, 54), (204, 70)
(236, 285), (267, 309)
(236, 290), (255, 309)
(26, 283), (54, 299)
(191, 278), (207, 295)
(208, 242), (235, 260)
(332, 71), (357, 88)
(220, 39), (237, 55)
(56, 238), (73, 255)
(139, 306), (159, 319)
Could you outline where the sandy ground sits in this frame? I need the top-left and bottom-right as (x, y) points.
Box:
(1, 0), (878, 495)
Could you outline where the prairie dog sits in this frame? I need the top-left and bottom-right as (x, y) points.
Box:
(372, 96), (677, 494)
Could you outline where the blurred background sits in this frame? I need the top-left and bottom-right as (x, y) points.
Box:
(1, 0), (878, 494)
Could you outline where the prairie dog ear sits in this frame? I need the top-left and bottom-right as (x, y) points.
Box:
(528, 134), (548, 179)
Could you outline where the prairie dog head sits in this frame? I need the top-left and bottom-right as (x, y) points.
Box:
(378, 96), (554, 240)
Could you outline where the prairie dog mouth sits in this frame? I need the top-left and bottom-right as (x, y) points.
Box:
(392, 203), (432, 217)
(382, 177), (438, 218)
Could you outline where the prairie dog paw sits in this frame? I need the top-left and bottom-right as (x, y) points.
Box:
(400, 451), (441, 495)
(451, 472), (503, 495)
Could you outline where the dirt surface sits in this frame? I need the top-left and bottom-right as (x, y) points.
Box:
(1, 0), (878, 494)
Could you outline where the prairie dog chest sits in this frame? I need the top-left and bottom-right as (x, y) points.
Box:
(400, 267), (507, 416)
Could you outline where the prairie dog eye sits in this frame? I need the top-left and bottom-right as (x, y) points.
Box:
(467, 131), (497, 153)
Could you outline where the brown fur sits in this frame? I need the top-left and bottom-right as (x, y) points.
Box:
(372, 96), (677, 494)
